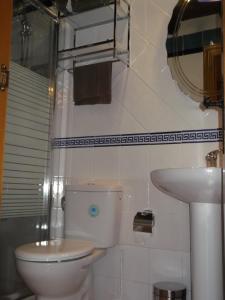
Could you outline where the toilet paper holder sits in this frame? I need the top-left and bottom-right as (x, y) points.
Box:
(133, 210), (155, 233)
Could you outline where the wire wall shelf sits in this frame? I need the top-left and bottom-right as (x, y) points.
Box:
(57, 0), (130, 69)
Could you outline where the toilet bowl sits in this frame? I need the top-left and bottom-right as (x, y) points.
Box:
(15, 181), (122, 300)
(16, 239), (105, 300)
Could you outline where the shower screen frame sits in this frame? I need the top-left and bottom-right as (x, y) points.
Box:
(0, 1), (58, 298)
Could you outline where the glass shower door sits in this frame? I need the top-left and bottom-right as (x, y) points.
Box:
(0, 1), (57, 299)
(222, 75), (225, 299)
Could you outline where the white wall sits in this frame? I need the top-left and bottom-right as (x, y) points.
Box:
(52, 0), (221, 299)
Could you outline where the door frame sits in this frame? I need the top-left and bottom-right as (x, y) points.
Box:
(0, 1), (13, 198)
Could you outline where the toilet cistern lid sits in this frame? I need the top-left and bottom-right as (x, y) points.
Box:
(15, 239), (95, 262)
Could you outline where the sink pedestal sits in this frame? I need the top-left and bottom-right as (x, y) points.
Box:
(151, 168), (224, 300)
(190, 203), (223, 300)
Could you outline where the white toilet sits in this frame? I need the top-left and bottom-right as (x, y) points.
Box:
(15, 182), (122, 300)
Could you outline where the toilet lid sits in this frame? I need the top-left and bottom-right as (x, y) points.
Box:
(15, 239), (95, 262)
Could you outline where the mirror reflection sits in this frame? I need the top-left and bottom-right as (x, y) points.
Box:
(167, 0), (222, 107)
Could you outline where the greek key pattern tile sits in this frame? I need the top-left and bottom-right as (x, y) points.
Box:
(53, 128), (223, 149)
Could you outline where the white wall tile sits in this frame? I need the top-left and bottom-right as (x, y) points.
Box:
(113, 68), (188, 132)
(179, 142), (220, 168)
(119, 211), (133, 245)
(146, 198), (190, 252)
(93, 246), (122, 278)
(181, 252), (191, 291)
(130, 26), (148, 65)
(153, 0), (177, 16)
(92, 147), (120, 180)
(122, 281), (149, 300)
(65, 148), (93, 180)
(121, 180), (149, 212)
(118, 147), (149, 180)
(94, 277), (159, 300)
(149, 249), (186, 285)
(93, 275), (120, 300)
(149, 144), (182, 170)
(149, 284), (153, 300)
(145, 1), (171, 49)
(132, 0), (170, 49)
(66, 97), (146, 136)
(122, 245), (150, 283)
(131, 0), (149, 43)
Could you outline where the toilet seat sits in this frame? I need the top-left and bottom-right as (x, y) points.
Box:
(15, 239), (95, 263)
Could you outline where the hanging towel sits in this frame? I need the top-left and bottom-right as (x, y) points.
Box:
(73, 62), (112, 105)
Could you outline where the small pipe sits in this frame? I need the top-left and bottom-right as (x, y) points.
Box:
(113, 0), (117, 58)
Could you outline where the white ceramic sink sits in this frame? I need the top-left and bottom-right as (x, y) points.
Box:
(151, 167), (224, 300)
(151, 167), (222, 204)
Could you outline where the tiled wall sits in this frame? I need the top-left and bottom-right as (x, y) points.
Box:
(52, 0), (221, 299)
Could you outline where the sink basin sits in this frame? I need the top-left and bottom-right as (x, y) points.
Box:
(151, 167), (222, 204)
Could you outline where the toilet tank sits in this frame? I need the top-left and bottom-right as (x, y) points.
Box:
(64, 181), (122, 248)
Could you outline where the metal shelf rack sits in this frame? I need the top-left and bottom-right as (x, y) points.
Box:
(57, 0), (130, 69)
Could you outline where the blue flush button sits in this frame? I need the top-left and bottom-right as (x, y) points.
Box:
(89, 205), (99, 217)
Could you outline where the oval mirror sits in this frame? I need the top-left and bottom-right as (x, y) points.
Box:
(167, 0), (222, 108)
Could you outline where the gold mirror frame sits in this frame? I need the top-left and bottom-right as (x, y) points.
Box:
(169, 0), (222, 103)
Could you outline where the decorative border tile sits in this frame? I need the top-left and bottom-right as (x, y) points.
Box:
(53, 128), (223, 149)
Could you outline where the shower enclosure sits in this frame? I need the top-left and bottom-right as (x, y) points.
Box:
(0, 1), (57, 299)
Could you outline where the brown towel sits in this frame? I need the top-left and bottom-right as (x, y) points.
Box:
(73, 62), (112, 105)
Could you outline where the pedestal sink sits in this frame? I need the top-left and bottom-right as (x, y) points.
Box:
(151, 168), (223, 300)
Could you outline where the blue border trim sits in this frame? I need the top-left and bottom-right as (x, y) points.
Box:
(53, 128), (223, 149)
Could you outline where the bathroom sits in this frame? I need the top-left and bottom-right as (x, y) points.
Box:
(0, 0), (224, 300)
